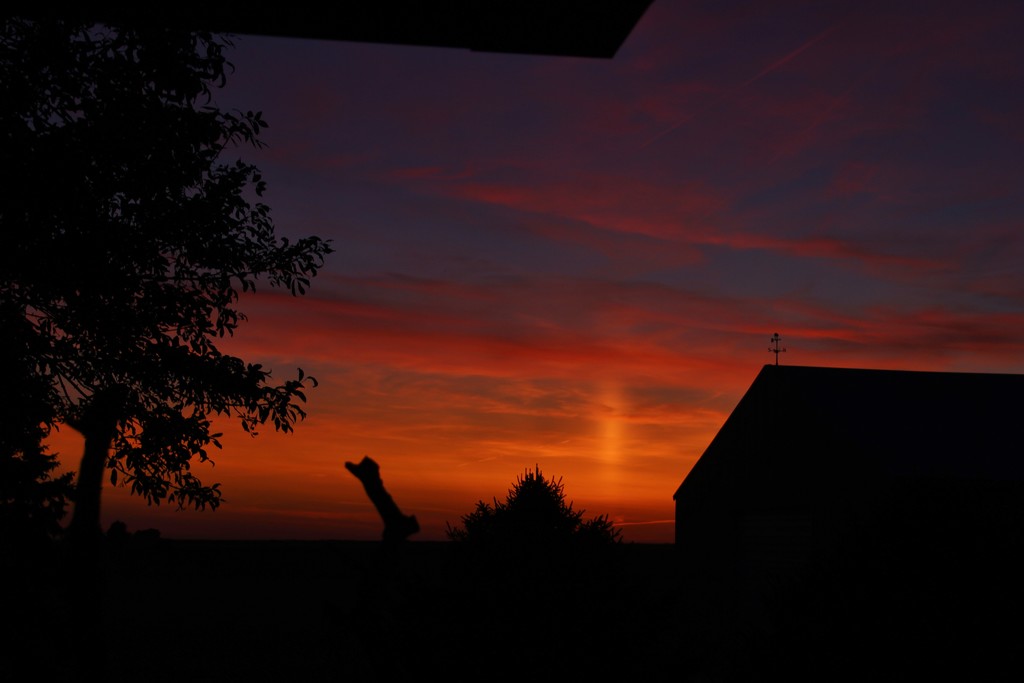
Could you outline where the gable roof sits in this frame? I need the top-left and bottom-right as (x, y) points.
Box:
(674, 364), (1024, 511)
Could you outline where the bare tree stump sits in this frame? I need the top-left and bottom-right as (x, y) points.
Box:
(345, 456), (419, 542)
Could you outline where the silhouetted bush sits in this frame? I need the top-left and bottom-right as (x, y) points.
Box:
(445, 466), (622, 550)
(0, 308), (73, 549)
(0, 445), (72, 549)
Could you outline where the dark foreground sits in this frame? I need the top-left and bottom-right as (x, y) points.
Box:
(8, 537), (1022, 681)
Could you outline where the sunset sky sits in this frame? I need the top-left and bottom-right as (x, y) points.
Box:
(49, 0), (1024, 543)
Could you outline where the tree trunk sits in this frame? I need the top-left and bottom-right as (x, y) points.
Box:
(345, 456), (419, 542)
(66, 426), (114, 544)
(62, 388), (126, 682)
(66, 389), (123, 545)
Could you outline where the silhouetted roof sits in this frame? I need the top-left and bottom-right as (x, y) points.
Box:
(674, 364), (1024, 510)
(5, 2), (655, 58)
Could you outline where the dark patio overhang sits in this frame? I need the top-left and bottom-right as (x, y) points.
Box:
(3, 2), (655, 59)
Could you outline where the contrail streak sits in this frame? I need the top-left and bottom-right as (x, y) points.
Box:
(741, 25), (837, 87)
(641, 24), (837, 149)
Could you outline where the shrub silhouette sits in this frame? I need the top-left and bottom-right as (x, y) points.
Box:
(446, 466), (622, 548)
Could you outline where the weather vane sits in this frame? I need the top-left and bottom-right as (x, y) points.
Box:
(769, 332), (786, 366)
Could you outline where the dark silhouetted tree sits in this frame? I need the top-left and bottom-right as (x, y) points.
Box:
(0, 301), (74, 548)
(0, 16), (333, 545)
(446, 465), (622, 548)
